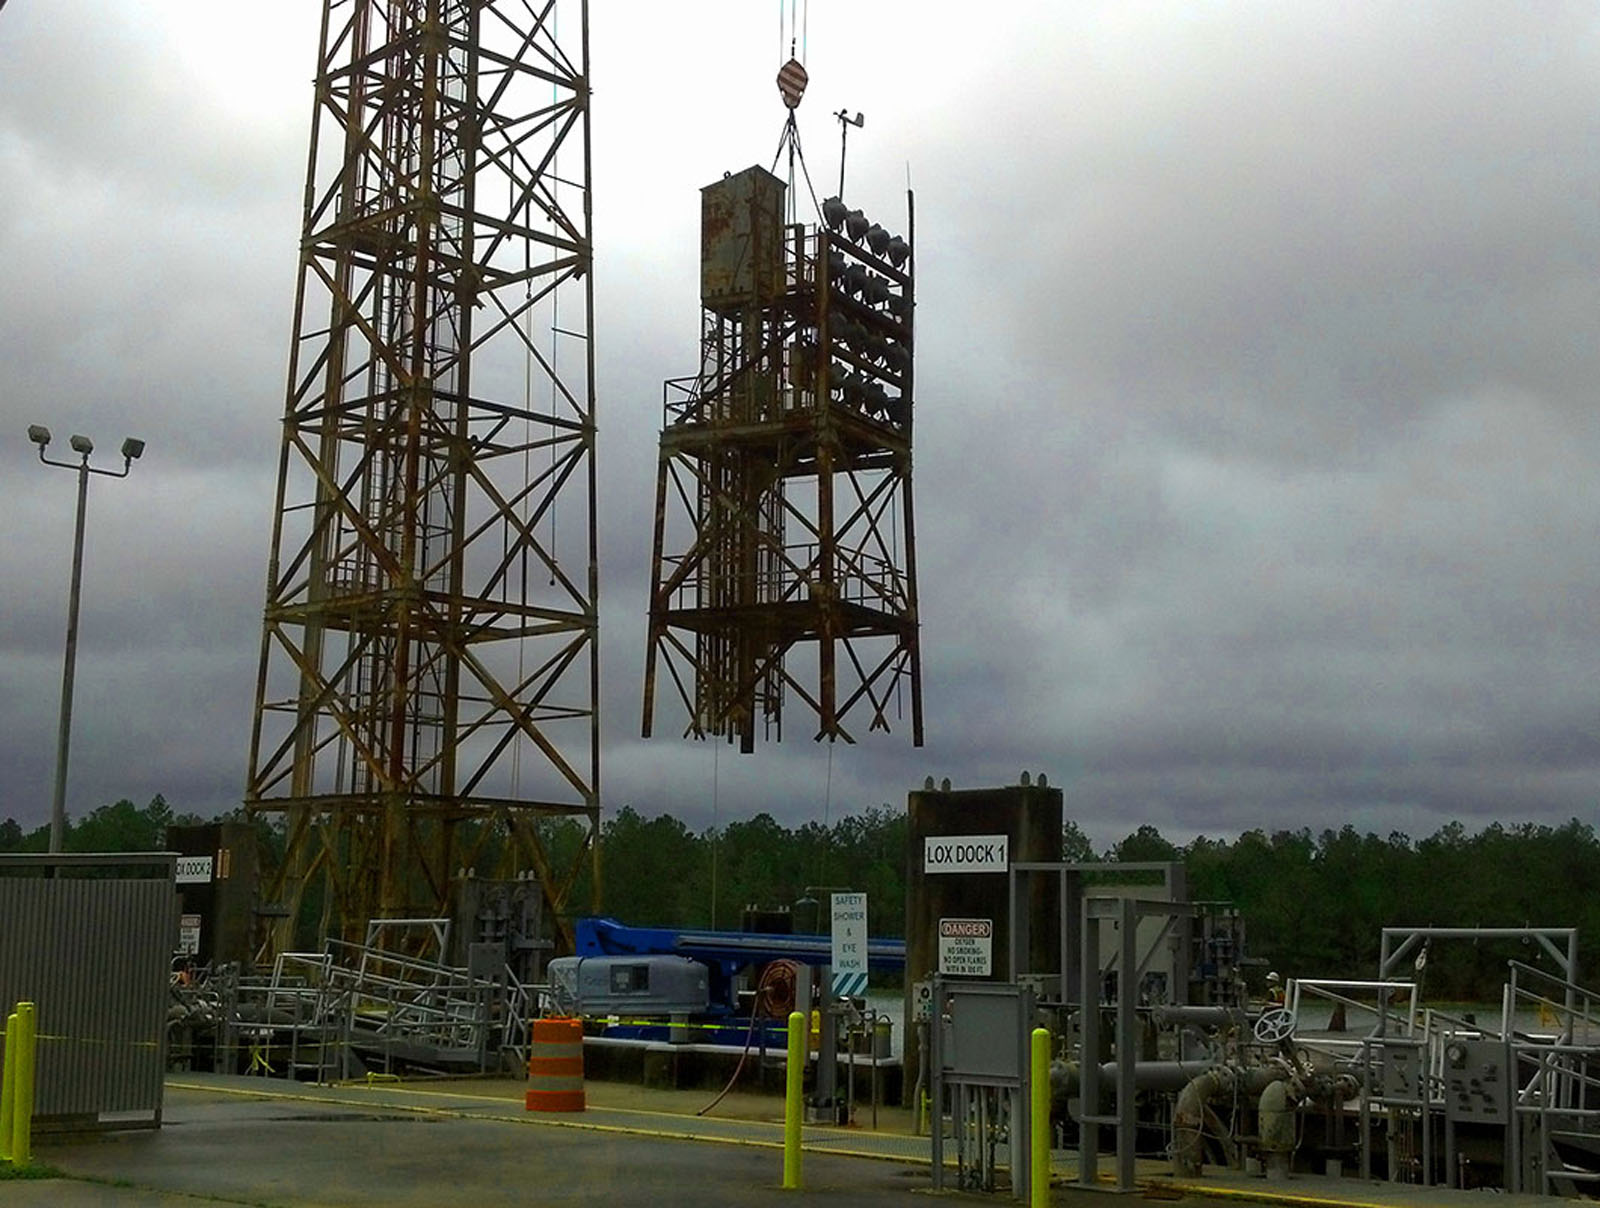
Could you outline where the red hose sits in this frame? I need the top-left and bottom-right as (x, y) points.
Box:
(697, 959), (804, 1116)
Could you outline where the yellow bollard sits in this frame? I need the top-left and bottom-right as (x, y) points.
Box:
(783, 1010), (804, 1190)
(1031, 1027), (1050, 1208)
(0, 1010), (15, 1162)
(12, 1003), (34, 1168)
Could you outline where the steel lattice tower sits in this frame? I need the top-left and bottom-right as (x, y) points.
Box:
(642, 168), (923, 752)
(247, 0), (599, 953)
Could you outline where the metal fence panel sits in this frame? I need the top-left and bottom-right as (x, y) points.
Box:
(0, 854), (176, 1125)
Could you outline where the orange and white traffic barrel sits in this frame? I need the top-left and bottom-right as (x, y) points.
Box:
(525, 1017), (585, 1112)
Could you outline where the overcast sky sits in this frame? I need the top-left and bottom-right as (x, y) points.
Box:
(2, 2), (1597, 849)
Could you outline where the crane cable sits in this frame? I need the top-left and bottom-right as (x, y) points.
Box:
(778, 0), (807, 65)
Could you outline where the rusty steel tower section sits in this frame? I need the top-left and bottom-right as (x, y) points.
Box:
(247, 0), (599, 950)
(642, 173), (922, 752)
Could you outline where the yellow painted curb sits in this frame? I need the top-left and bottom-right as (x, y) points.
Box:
(1165, 1179), (1400, 1208)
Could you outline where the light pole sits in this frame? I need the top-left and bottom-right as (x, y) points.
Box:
(28, 425), (144, 853)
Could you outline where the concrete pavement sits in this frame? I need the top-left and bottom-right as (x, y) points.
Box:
(5, 1074), (1577, 1208)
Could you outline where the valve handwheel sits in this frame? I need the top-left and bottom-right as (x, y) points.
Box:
(1253, 1007), (1297, 1044)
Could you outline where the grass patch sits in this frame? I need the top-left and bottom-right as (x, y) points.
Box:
(0, 1160), (66, 1179)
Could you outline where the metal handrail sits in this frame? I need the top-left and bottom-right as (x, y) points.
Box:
(1501, 966), (1600, 1194)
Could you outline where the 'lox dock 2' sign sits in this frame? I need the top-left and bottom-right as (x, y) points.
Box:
(924, 834), (1008, 874)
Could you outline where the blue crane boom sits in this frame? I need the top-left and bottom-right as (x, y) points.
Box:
(570, 917), (905, 1017)
(575, 916), (906, 968)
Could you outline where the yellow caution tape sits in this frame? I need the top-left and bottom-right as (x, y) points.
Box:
(591, 1017), (787, 1032)
(35, 1033), (159, 1049)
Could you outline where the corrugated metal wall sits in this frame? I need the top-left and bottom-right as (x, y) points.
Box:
(0, 854), (176, 1124)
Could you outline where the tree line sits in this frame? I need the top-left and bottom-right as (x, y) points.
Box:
(1099, 819), (1600, 998)
(7, 798), (1596, 998)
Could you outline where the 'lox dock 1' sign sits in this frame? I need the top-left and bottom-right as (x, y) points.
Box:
(924, 834), (1008, 874)
(831, 892), (868, 998)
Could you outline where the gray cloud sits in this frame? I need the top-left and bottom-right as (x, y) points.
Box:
(2, 1), (1597, 854)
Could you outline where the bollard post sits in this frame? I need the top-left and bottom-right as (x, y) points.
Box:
(1031, 1027), (1050, 1208)
(13, 1003), (34, 1167)
(0, 1010), (15, 1162)
(783, 1010), (804, 1190)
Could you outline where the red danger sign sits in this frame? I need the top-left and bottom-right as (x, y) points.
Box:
(938, 917), (994, 976)
(939, 918), (993, 939)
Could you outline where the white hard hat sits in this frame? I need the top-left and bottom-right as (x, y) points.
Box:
(1267, 971), (1281, 983)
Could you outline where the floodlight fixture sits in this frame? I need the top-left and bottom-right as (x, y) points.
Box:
(121, 437), (145, 461)
(844, 209), (869, 242)
(866, 223), (891, 257)
(822, 197), (849, 231)
(28, 424), (51, 447)
(886, 235), (910, 269)
(69, 434), (93, 455)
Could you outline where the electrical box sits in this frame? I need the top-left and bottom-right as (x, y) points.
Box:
(1444, 1038), (1510, 1123)
(1381, 1042), (1425, 1102)
(700, 165), (786, 311)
